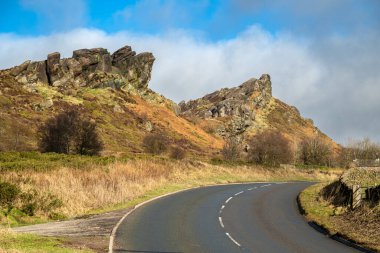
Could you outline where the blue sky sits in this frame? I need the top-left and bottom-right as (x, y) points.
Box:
(2, 0), (379, 39)
(1, 0), (380, 143)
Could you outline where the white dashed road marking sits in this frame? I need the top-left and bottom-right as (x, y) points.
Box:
(225, 197), (233, 204)
(218, 184), (276, 249)
(226, 233), (241, 247)
(219, 217), (225, 228)
(234, 191), (244, 196)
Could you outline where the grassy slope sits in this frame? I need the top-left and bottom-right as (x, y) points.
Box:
(299, 184), (380, 252)
(0, 72), (222, 156)
(0, 152), (343, 253)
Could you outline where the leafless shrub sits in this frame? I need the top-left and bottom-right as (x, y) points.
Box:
(170, 146), (186, 160)
(221, 137), (242, 161)
(298, 137), (332, 166)
(346, 138), (380, 160)
(248, 130), (294, 166)
(38, 110), (103, 155)
(338, 138), (380, 167)
(143, 133), (168, 154)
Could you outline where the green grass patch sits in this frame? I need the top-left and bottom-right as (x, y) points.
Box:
(0, 230), (93, 253)
(299, 183), (335, 223)
(0, 152), (128, 172)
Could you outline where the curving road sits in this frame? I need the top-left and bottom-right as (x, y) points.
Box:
(113, 182), (362, 253)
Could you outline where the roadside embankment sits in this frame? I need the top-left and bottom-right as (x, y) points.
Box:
(299, 179), (380, 252)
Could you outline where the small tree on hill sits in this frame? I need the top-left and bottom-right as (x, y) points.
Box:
(298, 137), (332, 166)
(143, 133), (168, 154)
(170, 146), (186, 160)
(221, 137), (242, 161)
(248, 130), (294, 166)
(38, 110), (103, 155)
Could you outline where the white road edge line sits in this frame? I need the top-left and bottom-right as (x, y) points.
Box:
(219, 217), (225, 228)
(226, 232), (241, 247)
(234, 191), (244, 196)
(225, 197), (233, 204)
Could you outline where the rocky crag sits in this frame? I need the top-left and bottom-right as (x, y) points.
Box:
(0, 45), (222, 155)
(10, 46), (154, 91)
(0, 44), (337, 155)
(180, 74), (337, 150)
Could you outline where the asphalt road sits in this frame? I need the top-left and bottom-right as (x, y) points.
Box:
(113, 182), (362, 253)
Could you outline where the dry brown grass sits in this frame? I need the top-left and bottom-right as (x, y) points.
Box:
(1, 159), (341, 218)
(300, 183), (380, 252)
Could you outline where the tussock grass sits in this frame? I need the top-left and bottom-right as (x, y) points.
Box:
(1, 157), (341, 218)
(0, 153), (343, 252)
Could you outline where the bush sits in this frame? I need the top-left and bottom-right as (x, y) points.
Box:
(298, 137), (332, 166)
(248, 130), (294, 166)
(0, 181), (20, 214)
(221, 137), (242, 161)
(143, 133), (168, 154)
(340, 138), (380, 167)
(38, 110), (103, 155)
(170, 147), (186, 160)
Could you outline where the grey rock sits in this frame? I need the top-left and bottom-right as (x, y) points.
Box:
(9, 45), (155, 91)
(47, 52), (61, 84)
(10, 60), (30, 76)
(180, 74), (271, 138)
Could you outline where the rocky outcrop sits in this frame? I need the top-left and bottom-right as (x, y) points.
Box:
(180, 74), (272, 137)
(10, 45), (155, 90)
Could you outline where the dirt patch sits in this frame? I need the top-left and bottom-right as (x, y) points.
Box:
(62, 236), (109, 253)
(12, 208), (131, 253)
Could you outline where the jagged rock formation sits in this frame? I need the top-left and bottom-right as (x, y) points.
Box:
(0, 44), (337, 155)
(180, 74), (272, 137)
(179, 74), (337, 150)
(0, 45), (222, 155)
(10, 45), (155, 90)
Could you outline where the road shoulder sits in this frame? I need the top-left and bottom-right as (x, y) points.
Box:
(298, 183), (378, 253)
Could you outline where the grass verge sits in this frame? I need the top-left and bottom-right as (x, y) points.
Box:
(299, 183), (380, 252)
(0, 229), (93, 253)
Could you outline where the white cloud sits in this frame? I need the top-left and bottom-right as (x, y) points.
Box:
(0, 26), (379, 143)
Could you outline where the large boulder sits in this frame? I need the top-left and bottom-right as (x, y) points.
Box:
(46, 52), (61, 84)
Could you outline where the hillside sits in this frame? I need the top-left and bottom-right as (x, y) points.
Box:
(0, 45), (223, 156)
(180, 74), (338, 151)
(0, 45), (337, 156)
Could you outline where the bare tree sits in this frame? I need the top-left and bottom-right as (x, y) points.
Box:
(339, 138), (380, 167)
(221, 137), (242, 161)
(346, 138), (380, 160)
(298, 137), (332, 166)
(38, 110), (103, 155)
(248, 130), (294, 166)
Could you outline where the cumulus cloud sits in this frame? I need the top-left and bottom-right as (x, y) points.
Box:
(0, 26), (379, 143)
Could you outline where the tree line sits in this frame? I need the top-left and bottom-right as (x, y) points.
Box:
(221, 130), (380, 167)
